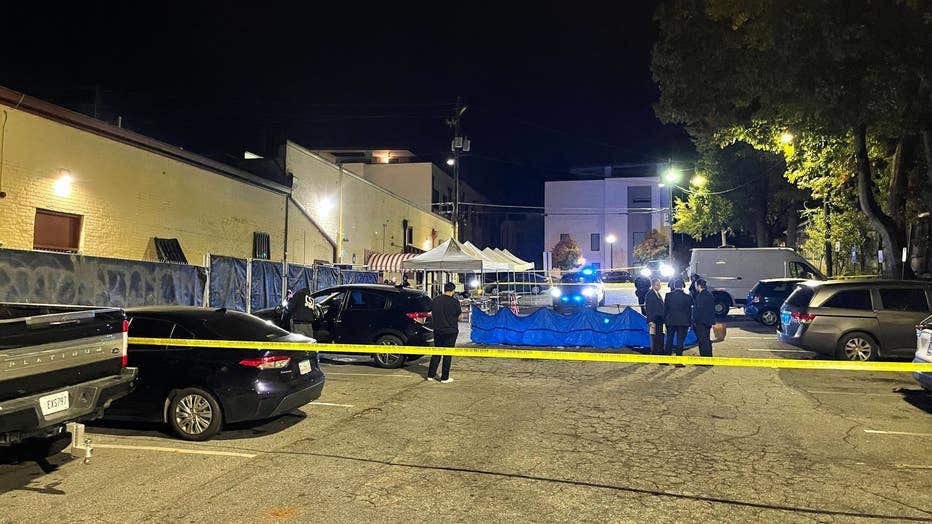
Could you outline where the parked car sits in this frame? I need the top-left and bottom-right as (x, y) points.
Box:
(744, 278), (804, 326)
(639, 260), (676, 282)
(256, 284), (432, 369)
(914, 314), (932, 391)
(551, 268), (605, 310)
(0, 303), (137, 457)
(106, 307), (324, 441)
(778, 280), (932, 361)
(688, 247), (823, 317)
(483, 273), (550, 295)
(601, 270), (632, 283)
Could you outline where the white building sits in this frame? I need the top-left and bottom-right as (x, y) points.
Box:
(544, 176), (671, 269)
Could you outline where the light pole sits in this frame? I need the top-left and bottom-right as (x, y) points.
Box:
(605, 234), (616, 270)
(661, 166), (682, 259)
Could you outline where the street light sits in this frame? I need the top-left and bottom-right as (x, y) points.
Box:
(780, 132), (794, 144)
(446, 158), (455, 166)
(690, 174), (708, 188)
(662, 167), (681, 185)
(605, 234), (617, 269)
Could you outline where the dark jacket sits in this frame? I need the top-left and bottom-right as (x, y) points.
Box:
(692, 289), (716, 326)
(634, 276), (651, 303)
(431, 293), (462, 336)
(644, 289), (665, 323)
(664, 289), (693, 327)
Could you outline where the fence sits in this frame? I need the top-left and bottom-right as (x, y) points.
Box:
(0, 248), (377, 312)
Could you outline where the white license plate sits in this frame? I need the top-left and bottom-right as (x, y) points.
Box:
(39, 391), (70, 417)
(298, 360), (312, 375)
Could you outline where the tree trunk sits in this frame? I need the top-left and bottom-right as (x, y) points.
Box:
(785, 205), (799, 249)
(755, 217), (770, 247)
(854, 125), (903, 278)
(887, 135), (915, 223)
(922, 128), (932, 187)
(720, 229), (728, 246)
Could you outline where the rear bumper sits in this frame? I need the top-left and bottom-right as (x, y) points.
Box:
(0, 367), (137, 445)
(266, 377), (325, 418)
(224, 372), (325, 423)
(913, 357), (932, 391)
(744, 303), (760, 318)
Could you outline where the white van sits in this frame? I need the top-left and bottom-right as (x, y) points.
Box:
(687, 247), (823, 316)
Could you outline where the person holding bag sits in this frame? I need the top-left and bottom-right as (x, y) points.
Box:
(691, 278), (716, 357)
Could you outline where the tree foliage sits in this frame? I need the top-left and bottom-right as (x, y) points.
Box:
(633, 229), (670, 263)
(673, 188), (734, 244)
(652, 0), (931, 276)
(551, 236), (581, 270)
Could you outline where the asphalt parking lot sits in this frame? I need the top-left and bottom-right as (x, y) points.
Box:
(2, 306), (930, 522)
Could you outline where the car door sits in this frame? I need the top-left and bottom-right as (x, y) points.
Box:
(312, 290), (346, 343)
(114, 316), (176, 418)
(875, 287), (932, 355)
(338, 290), (389, 343)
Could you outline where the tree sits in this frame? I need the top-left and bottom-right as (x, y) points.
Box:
(633, 229), (670, 263)
(673, 188), (735, 246)
(652, 0), (931, 276)
(551, 237), (581, 270)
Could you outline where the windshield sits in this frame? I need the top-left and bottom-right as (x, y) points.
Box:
(199, 311), (290, 341)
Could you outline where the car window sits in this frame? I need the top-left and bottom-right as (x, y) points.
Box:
(128, 317), (175, 338)
(878, 288), (930, 312)
(784, 286), (814, 307)
(199, 311), (290, 341)
(788, 262), (819, 279)
(346, 290), (387, 311)
(398, 292), (432, 312)
(821, 289), (873, 311)
(170, 323), (197, 339)
(772, 283), (790, 292)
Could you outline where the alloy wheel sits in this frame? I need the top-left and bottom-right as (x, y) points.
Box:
(843, 337), (873, 361)
(760, 310), (778, 326)
(174, 393), (213, 436)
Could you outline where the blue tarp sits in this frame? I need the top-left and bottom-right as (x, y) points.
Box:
(287, 264), (315, 294)
(250, 260), (284, 311)
(0, 248), (205, 307)
(341, 269), (380, 285)
(209, 256), (248, 310)
(316, 265), (340, 290)
(470, 306), (697, 349)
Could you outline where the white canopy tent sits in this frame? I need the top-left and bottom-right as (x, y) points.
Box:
(498, 248), (535, 271)
(460, 242), (510, 272)
(401, 239), (487, 272)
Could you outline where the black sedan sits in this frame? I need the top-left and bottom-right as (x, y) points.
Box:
(106, 307), (324, 441)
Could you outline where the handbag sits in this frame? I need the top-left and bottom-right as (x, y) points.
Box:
(712, 322), (726, 342)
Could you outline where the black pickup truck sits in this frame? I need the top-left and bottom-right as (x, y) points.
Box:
(1, 303), (137, 456)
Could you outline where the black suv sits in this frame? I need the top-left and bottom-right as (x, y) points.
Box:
(257, 284), (433, 368)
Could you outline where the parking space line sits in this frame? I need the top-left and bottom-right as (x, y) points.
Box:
(864, 429), (932, 437)
(323, 371), (414, 378)
(730, 336), (776, 339)
(806, 390), (899, 396)
(309, 402), (355, 407)
(92, 443), (256, 458)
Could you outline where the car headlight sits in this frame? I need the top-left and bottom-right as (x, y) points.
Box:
(660, 264), (675, 277)
(550, 287), (562, 297)
(640, 267), (651, 277)
(581, 287), (595, 297)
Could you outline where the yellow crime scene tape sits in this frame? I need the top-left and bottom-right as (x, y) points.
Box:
(128, 337), (932, 373)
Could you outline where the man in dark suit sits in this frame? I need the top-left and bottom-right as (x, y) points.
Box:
(692, 278), (716, 357)
(664, 279), (692, 357)
(644, 278), (665, 355)
(634, 275), (651, 315)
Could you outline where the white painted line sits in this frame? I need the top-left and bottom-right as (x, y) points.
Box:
(92, 443), (256, 458)
(730, 336), (775, 339)
(747, 348), (817, 353)
(807, 390), (898, 396)
(308, 402), (355, 407)
(896, 464), (932, 470)
(323, 372), (413, 377)
(864, 429), (932, 437)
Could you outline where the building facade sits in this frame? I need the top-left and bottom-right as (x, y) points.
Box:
(284, 143), (454, 265)
(0, 86), (332, 266)
(544, 177), (670, 269)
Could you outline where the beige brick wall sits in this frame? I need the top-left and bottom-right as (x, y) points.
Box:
(0, 104), (331, 265)
(286, 142), (453, 264)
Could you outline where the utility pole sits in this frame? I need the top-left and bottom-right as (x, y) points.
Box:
(446, 98), (469, 241)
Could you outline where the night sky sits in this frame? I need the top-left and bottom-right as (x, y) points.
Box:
(1, 3), (691, 207)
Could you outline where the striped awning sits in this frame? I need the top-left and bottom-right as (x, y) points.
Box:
(366, 252), (417, 272)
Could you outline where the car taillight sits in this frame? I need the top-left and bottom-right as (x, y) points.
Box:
(406, 311), (431, 324)
(121, 319), (129, 367)
(239, 355), (291, 369)
(790, 311), (816, 324)
(752, 295), (761, 303)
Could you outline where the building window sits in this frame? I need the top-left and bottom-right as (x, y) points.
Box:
(252, 232), (271, 260)
(153, 238), (189, 264)
(33, 209), (82, 253)
(407, 227), (414, 245)
(591, 233), (600, 251)
(560, 233), (570, 241)
(432, 189), (440, 203)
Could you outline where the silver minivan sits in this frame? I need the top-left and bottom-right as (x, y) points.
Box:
(778, 280), (932, 360)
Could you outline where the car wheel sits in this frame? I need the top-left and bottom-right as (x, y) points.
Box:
(372, 335), (406, 368)
(759, 309), (779, 327)
(712, 294), (730, 317)
(168, 387), (222, 441)
(836, 332), (879, 361)
(531, 285), (541, 295)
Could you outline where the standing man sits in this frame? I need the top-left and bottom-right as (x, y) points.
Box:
(663, 279), (692, 359)
(692, 278), (715, 357)
(688, 273), (702, 296)
(644, 278), (665, 355)
(634, 275), (651, 315)
(286, 288), (320, 340)
(428, 282), (461, 383)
